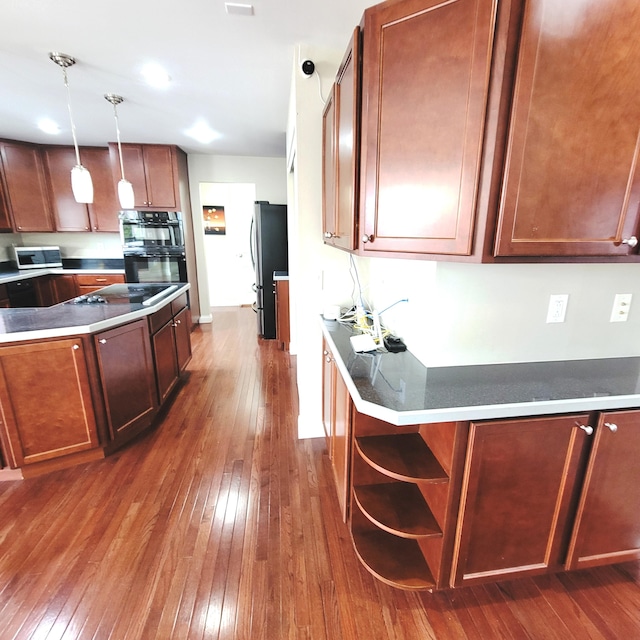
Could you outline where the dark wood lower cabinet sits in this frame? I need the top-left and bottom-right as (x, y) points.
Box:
(451, 414), (591, 587)
(0, 338), (100, 467)
(565, 409), (640, 570)
(94, 320), (157, 449)
(325, 367), (640, 592)
(321, 339), (352, 522)
(0, 294), (191, 475)
(149, 295), (192, 404)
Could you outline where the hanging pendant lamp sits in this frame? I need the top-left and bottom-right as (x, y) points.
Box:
(49, 52), (94, 204)
(104, 93), (135, 210)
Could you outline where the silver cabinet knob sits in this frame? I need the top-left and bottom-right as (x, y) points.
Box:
(362, 234), (373, 243)
(99, 339), (107, 344)
(325, 356), (331, 363)
(578, 424), (594, 435)
(604, 422), (618, 432)
(73, 344), (80, 350)
(622, 236), (638, 248)
(324, 231), (334, 239)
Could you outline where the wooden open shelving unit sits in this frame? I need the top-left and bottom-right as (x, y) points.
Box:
(350, 414), (468, 591)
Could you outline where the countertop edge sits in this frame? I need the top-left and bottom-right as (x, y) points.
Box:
(320, 319), (640, 425)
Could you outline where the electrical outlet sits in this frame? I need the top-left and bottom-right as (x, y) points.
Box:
(610, 293), (632, 322)
(546, 294), (568, 323)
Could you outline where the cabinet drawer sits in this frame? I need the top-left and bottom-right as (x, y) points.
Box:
(148, 304), (173, 334)
(75, 273), (125, 287)
(170, 292), (188, 316)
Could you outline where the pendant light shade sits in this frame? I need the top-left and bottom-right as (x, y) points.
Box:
(49, 52), (94, 204)
(105, 93), (135, 210)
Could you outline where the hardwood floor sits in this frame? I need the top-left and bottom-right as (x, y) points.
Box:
(0, 306), (639, 639)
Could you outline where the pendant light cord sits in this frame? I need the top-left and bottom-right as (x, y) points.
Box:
(111, 103), (127, 181)
(62, 67), (82, 167)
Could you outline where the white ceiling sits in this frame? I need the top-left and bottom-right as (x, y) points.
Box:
(0, 0), (373, 157)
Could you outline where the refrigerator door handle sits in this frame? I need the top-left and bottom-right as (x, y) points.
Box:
(249, 216), (256, 270)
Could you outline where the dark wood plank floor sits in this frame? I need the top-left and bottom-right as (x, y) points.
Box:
(0, 306), (639, 639)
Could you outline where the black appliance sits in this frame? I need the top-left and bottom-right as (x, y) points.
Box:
(119, 211), (184, 249)
(6, 280), (38, 307)
(120, 211), (187, 284)
(251, 202), (288, 339)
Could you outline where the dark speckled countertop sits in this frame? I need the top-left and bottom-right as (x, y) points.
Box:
(322, 319), (640, 426)
(0, 283), (189, 343)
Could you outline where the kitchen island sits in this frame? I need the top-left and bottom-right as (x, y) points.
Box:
(0, 283), (191, 478)
(321, 319), (640, 592)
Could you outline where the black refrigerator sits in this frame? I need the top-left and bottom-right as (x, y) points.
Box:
(251, 202), (288, 339)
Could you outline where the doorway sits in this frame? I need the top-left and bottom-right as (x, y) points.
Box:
(199, 182), (257, 307)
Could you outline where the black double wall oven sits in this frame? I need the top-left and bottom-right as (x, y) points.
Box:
(120, 211), (187, 284)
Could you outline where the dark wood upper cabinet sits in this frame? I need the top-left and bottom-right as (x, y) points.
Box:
(494, 0), (640, 257)
(359, 0), (498, 257)
(322, 88), (337, 245)
(44, 146), (119, 233)
(0, 141), (54, 232)
(323, 27), (361, 252)
(110, 143), (178, 210)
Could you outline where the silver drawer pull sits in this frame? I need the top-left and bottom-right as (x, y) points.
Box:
(578, 424), (593, 436)
(622, 236), (638, 248)
(604, 422), (618, 433)
(99, 339), (107, 344)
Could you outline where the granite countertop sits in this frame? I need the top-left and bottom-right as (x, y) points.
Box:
(0, 283), (190, 344)
(322, 318), (640, 426)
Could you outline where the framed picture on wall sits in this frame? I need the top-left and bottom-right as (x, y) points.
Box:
(203, 205), (226, 235)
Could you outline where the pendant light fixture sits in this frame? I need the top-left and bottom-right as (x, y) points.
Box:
(49, 52), (94, 204)
(104, 93), (135, 210)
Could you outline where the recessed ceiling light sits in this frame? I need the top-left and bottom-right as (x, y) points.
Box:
(38, 118), (60, 135)
(225, 3), (254, 16)
(185, 120), (221, 144)
(141, 63), (171, 89)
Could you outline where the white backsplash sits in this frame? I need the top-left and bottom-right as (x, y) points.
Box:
(1, 232), (123, 260)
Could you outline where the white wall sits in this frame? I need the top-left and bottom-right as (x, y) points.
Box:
(18, 232), (123, 258)
(186, 155), (287, 321)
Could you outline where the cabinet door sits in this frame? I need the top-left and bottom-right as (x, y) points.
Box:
(321, 338), (335, 454)
(143, 145), (177, 209)
(112, 143), (149, 209)
(565, 410), (640, 570)
(51, 275), (78, 304)
(0, 141), (54, 232)
(0, 338), (99, 467)
(152, 320), (179, 403)
(452, 414), (590, 587)
(0, 181), (11, 231)
(95, 320), (157, 441)
(173, 305), (192, 372)
(322, 87), (337, 245)
(43, 146), (91, 231)
(494, 0), (640, 257)
(333, 27), (360, 252)
(83, 147), (120, 232)
(360, 0), (497, 256)
(332, 364), (352, 522)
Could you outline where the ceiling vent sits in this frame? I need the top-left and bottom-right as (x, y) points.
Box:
(225, 3), (254, 16)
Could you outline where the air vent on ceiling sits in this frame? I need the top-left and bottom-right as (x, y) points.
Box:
(225, 3), (254, 16)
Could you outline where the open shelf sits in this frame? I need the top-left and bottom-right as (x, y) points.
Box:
(352, 526), (435, 590)
(356, 433), (449, 482)
(354, 482), (442, 539)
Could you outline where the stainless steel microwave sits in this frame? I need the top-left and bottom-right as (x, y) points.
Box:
(12, 246), (63, 269)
